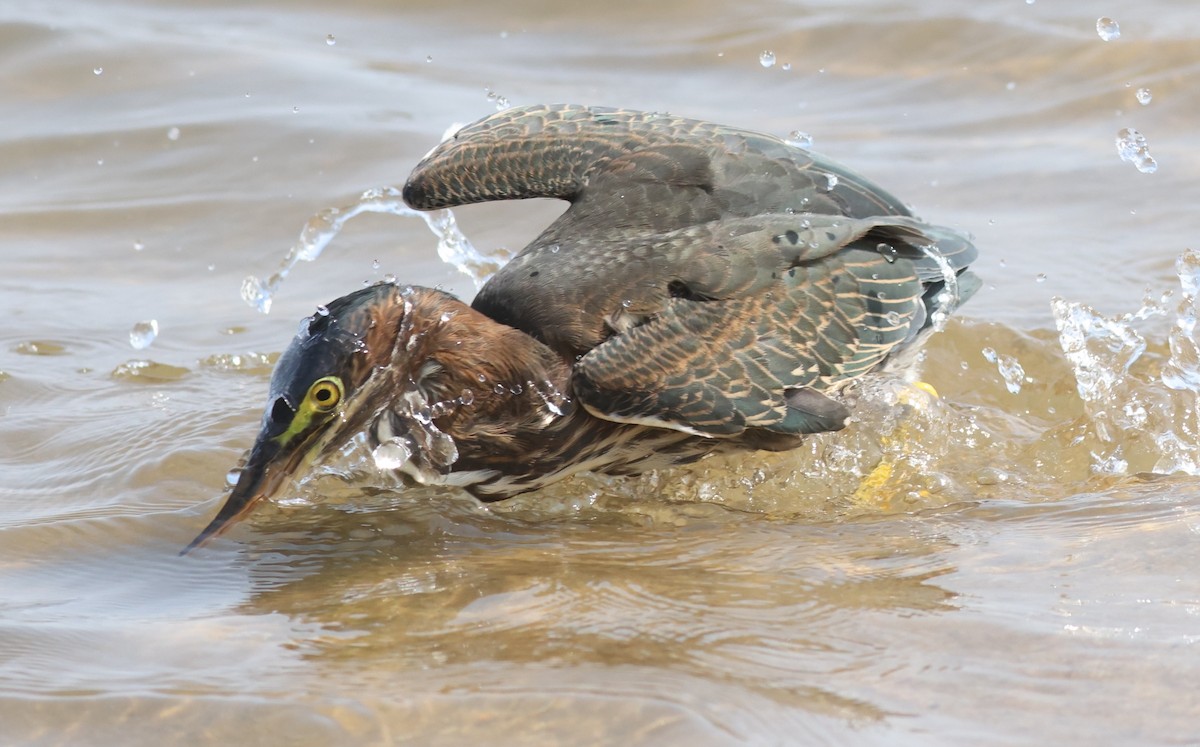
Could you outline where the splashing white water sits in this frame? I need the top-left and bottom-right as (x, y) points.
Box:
(917, 242), (961, 331)
(982, 346), (1026, 394)
(242, 186), (504, 313)
(1052, 250), (1200, 475)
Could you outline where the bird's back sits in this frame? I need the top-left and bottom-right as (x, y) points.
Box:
(403, 104), (978, 443)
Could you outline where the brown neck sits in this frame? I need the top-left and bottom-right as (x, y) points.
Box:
(373, 287), (703, 498)
(398, 288), (595, 469)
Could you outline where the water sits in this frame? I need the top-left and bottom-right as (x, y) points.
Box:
(1097, 17), (1122, 42)
(1115, 127), (1159, 174)
(3, 0), (1200, 744)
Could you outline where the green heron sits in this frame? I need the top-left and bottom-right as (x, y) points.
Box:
(184, 104), (978, 551)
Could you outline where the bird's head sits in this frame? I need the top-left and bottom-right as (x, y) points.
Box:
(183, 282), (463, 552)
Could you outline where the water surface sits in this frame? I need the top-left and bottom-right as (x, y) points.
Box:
(2, 0), (1199, 744)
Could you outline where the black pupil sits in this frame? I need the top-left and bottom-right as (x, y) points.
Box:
(315, 386), (332, 402)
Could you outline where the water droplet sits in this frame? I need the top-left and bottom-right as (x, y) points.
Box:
(426, 55), (433, 63)
(372, 258), (381, 270)
(820, 173), (838, 192)
(1115, 127), (1158, 173)
(785, 130), (813, 149)
(549, 244), (561, 254)
(1096, 17), (1120, 42)
(459, 389), (475, 406)
(241, 275), (272, 314)
(166, 126), (180, 141)
(885, 311), (902, 326)
(1036, 273), (1047, 283)
(781, 62), (792, 71)
(133, 240), (145, 252)
(981, 346), (1026, 394)
(493, 383), (507, 395)
(129, 320), (159, 350)
(325, 34), (336, 46)
(1136, 87), (1152, 105)
(484, 88), (510, 111)
(315, 304), (330, 317)
(1005, 81), (1017, 91)
(372, 439), (411, 470)
(226, 467), (243, 487)
(877, 243), (898, 263)
(292, 106), (300, 114)
(93, 66), (103, 75)
(759, 50), (776, 68)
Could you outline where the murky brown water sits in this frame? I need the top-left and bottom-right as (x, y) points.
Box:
(3, 0), (1200, 744)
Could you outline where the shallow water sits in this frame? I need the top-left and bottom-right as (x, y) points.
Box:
(3, 0), (1200, 744)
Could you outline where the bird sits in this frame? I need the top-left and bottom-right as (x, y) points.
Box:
(183, 104), (979, 552)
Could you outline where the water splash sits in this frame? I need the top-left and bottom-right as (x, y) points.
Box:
(1161, 251), (1200, 392)
(372, 439), (412, 470)
(1115, 127), (1158, 174)
(1052, 250), (1200, 475)
(916, 242), (961, 331)
(241, 187), (504, 313)
(981, 346), (1026, 394)
(1052, 298), (1146, 442)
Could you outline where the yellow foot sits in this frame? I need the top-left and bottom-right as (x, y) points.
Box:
(851, 381), (939, 510)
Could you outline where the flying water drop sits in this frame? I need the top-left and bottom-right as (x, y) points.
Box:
(1096, 17), (1120, 41)
(981, 346), (1027, 394)
(785, 130), (813, 149)
(1115, 127), (1158, 174)
(129, 320), (159, 350)
(759, 50), (776, 68)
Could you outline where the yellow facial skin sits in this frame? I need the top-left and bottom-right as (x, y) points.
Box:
(274, 375), (345, 447)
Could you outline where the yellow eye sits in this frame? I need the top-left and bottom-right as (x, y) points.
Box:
(308, 377), (343, 412)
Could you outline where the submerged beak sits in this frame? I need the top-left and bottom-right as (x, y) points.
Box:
(181, 431), (309, 554)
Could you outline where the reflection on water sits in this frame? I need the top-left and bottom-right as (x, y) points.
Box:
(3, 0), (1200, 743)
